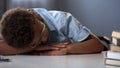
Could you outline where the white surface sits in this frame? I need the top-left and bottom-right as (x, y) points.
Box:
(0, 52), (106, 68)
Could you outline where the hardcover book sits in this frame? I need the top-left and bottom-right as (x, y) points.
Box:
(105, 51), (120, 67)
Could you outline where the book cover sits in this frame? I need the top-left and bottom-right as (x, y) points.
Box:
(105, 51), (120, 67)
(105, 58), (120, 67)
(112, 37), (120, 46)
(110, 45), (120, 52)
(106, 51), (120, 60)
(112, 31), (120, 39)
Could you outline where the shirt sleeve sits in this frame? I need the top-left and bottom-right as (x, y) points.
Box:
(65, 12), (91, 43)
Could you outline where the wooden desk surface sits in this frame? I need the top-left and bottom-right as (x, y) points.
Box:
(0, 52), (106, 68)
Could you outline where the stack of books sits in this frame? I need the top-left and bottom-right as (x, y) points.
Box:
(105, 51), (120, 68)
(105, 31), (120, 68)
(112, 31), (120, 47)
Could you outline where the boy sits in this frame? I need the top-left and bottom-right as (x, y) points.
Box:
(0, 7), (104, 55)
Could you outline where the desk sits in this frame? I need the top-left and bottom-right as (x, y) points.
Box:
(0, 52), (106, 68)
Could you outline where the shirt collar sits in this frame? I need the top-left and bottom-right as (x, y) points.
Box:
(31, 8), (56, 31)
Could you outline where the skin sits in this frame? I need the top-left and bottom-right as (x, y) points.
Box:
(33, 34), (104, 55)
(0, 10), (104, 55)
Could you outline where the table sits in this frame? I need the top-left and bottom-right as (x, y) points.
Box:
(0, 52), (106, 68)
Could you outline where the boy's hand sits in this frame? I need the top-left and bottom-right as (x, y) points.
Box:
(32, 42), (69, 55)
(34, 42), (69, 51)
(32, 47), (68, 55)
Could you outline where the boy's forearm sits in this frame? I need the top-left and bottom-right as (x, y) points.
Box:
(0, 33), (3, 40)
(67, 36), (104, 54)
(0, 40), (32, 55)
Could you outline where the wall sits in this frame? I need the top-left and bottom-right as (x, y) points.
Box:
(7, 0), (57, 9)
(57, 0), (120, 38)
(6, 0), (120, 38)
(0, 0), (7, 18)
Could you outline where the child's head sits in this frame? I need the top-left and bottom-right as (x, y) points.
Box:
(1, 7), (36, 49)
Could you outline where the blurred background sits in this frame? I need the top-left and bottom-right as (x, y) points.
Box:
(0, 0), (120, 38)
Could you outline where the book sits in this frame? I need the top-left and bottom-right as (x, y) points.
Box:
(106, 51), (120, 61)
(112, 37), (120, 46)
(110, 44), (120, 52)
(112, 31), (120, 39)
(112, 31), (120, 46)
(105, 58), (120, 66)
(105, 51), (120, 67)
(105, 31), (120, 67)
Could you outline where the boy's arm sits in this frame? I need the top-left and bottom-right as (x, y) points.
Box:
(0, 40), (20, 55)
(33, 34), (104, 55)
(0, 40), (32, 55)
(67, 34), (104, 54)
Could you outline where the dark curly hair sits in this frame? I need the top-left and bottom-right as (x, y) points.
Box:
(1, 7), (36, 49)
